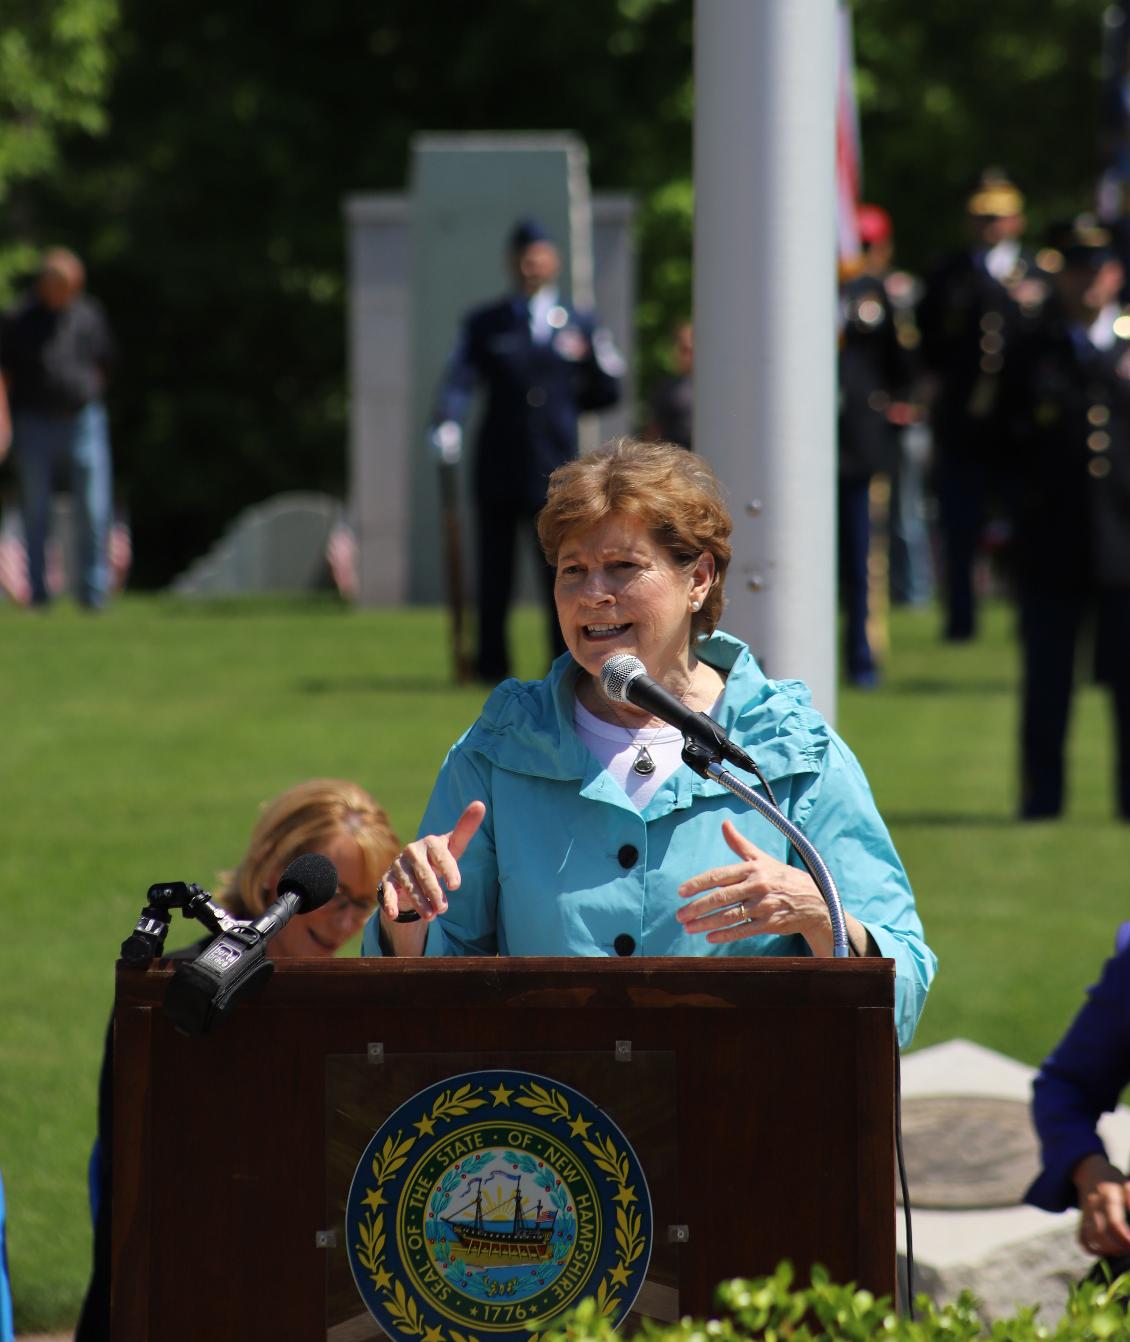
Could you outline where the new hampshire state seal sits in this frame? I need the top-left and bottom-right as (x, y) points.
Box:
(345, 1069), (653, 1341)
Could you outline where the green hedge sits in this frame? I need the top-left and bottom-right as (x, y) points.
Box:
(543, 1263), (1130, 1342)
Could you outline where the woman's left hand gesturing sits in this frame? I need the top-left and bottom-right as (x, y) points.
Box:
(676, 820), (835, 956)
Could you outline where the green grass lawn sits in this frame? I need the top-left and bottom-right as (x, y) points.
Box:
(2, 593), (1127, 1331)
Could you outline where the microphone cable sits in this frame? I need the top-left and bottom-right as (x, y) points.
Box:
(601, 650), (915, 1302)
(700, 721), (917, 1310)
(754, 756), (915, 1312)
(895, 1049), (916, 1319)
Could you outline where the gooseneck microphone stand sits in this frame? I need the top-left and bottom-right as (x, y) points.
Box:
(679, 737), (851, 958)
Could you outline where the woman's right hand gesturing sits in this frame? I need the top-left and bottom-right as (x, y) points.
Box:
(378, 800), (486, 928)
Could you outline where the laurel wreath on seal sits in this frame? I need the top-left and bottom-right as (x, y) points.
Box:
(516, 1083), (646, 1321)
(354, 1084), (487, 1341)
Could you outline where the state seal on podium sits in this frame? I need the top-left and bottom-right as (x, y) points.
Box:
(345, 1069), (653, 1341)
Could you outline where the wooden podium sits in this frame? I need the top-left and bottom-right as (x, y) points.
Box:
(112, 957), (896, 1340)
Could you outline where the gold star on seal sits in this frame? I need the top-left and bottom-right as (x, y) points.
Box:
(413, 1113), (437, 1137)
(423, 1326), (444, 1342)
(613, 1183), (636, 1209)
(372, 1265), (393, 1291)
(489, 1081), (515, 1106)
(609, 1261), (631, 1288)
(361, 1187), (386, 1213)
(568, 1114), (592, 1139)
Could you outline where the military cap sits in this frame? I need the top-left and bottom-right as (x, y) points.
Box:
(966, 168), (1025, 218)
(508, 217), (553, 252)
(1043, 214), (1115, 270)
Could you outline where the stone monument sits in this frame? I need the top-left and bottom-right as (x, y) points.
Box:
(343, 133), (634, 609)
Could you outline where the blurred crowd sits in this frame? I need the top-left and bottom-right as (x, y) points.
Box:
(636, 169), (1130, 822)
(6, 184), (1130, 827)
(825, 169), (1130, 822)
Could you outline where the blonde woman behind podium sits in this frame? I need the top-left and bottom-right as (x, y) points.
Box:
(76, 778), (400, 1342)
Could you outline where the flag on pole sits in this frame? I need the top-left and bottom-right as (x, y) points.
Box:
(835, 0), (862, 270)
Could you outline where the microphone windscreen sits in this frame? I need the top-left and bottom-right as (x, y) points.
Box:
(277, 852), (338, 912)
(599, 653), (645, 703)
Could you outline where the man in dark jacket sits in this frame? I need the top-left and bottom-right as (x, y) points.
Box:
(430, 219), (623, 681)
(1, 248), (115, 609)
(917, 170), (1045, 641)
(1000, 217), (1130, 819)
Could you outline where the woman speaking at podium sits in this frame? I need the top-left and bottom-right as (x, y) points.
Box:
(363, 439), (934, 1048)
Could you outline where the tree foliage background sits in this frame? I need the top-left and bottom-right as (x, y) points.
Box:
(0, 0), (1111, 586)
(0, 0), (117, 286)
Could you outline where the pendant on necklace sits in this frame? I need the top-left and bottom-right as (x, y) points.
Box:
(632, 745), (656, 777)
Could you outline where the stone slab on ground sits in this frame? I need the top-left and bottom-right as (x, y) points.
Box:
(897, 1038), (1130, 1321)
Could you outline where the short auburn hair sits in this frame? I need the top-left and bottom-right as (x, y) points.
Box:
(537, 437), (732, 637)
(218, 778), (400, 919)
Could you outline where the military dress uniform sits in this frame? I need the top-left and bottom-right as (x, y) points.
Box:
(1002, 305), (1130, 818)
(917, 242), (1044, 639)
(838, 270), (909, 682)
(884, 270), (934, 606)
(434, 292), (622, 681)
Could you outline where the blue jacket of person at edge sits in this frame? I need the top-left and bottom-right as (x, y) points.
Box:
(362, 629), (935, 1050)
(1026, 935), (1130, 1213)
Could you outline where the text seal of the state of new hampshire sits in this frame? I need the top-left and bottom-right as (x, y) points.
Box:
(345, 1069), (653, 1342)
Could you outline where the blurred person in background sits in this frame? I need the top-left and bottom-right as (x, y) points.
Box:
(75, 779), (400, 1342)
(884, 265), (935, 610)
(644, 319), (693, 449)
(837, 203), (915, 687)
(917, 170), (1046, 642)
(0, 359), (9, 460)
(1027, 922), (1130, 1285)
(999, 217), (1130, 821)
(428, 218), (624, 683)
(0, 248), (115, 610)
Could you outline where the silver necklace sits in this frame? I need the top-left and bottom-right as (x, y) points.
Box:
(596, 673), (693, 777)
(633, 743), (657, 777)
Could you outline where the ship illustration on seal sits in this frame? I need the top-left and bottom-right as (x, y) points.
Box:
(346, 1070), (654, 1340)
(442, 1172), (558, 1263)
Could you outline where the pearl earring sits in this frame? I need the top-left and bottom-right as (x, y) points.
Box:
(691, 600), (701, 611)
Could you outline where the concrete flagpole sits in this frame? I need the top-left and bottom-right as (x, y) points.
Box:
(694, 0), (839, 720)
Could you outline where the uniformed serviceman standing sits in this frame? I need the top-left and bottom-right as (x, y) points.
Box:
(838, 204), (914, 685)
(917, 170), (1046, 641)
(999, 217), (1130, 820)
(430, 219), (624, 682)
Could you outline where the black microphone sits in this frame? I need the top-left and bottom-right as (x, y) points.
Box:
(251, 853), (338, 939)
(163, 853), (338, 1037)
(599, 653), (760, 774)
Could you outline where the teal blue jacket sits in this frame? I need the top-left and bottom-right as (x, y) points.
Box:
(362, 632), (935, 1047)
